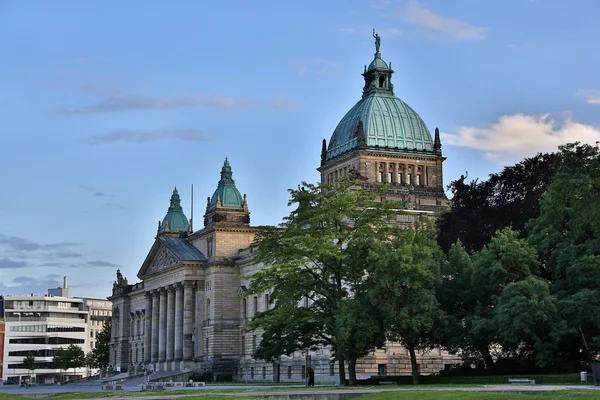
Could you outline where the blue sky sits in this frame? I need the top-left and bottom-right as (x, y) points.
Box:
(1, 0), (600, 299)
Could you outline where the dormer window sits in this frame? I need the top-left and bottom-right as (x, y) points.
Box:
(379, 76), (386, 88)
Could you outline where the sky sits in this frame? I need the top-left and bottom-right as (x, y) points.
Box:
(1, 0), (600, 299)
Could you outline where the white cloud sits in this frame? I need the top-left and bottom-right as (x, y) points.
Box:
(442, 113), (600, 164)
(89, 129), (211, 144)
(402, 1), (486, 41)
(577, 89), (600, 105)
(270, 97), (299, 111)
(290, 59), (338, 76)
(372, 0), (392, 9)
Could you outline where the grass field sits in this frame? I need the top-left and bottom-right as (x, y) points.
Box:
(6, 389), (596, 400)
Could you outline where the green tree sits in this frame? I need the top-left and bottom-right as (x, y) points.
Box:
(22, 352), (36, 380)
(90, 320), (111, 371)
(53, 347), (70, 382)
(493, 276), (565, 368)
(84, 352), (96, 370)
(439, 228), (541, 369)
(437, 152), (557, 260)
(367, 219), (444, 384)
(66, 344), (86, 379)
(527, 142), (600, 367)
(246, 178), (396, 385)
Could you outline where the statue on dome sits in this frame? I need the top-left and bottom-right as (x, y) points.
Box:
(373, 29), (381, 53)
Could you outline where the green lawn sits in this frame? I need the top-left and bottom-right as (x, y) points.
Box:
(355, 391), (599, 400)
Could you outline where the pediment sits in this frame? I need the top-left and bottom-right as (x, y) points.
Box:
(137, 240), (180, 279)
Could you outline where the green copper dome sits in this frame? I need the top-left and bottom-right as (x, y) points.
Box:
(158, 187), (190, 234)
(209, 158), (244, 210)
(326, 93), (434, 160)
(325, 32), (434, 162)
(368, 57), (388, 70)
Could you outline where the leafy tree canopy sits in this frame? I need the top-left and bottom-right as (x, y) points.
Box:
(246, 178), (397, 385)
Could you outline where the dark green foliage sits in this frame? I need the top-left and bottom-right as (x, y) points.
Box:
(367, 218), (444, 384)
(246, 178), (397, 385)
(527, 142), (600, 365)
(439, 228), (545, 369)
(89, 320), (111, 369)
(437, 152), (557, 258)
(23, 352), (36, 373)
(52, 344), (86, 380)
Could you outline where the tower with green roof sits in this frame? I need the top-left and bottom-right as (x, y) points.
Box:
(318, 31), (447, 212)
(204, 158), (250, 228)
(157, 187), (190, 236)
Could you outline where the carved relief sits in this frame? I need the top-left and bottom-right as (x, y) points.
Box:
(146, 246), (179, 275)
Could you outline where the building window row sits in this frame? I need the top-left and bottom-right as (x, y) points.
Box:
(9, 337), (85, 345)
(243, 293), (271, 320)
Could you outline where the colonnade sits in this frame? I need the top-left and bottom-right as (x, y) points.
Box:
(375, 162), (426, 186)
(144, 281), (197, 370)
(326, 161), (428, 186)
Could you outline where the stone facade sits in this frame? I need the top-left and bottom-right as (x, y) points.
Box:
(107, 35), (460, 381)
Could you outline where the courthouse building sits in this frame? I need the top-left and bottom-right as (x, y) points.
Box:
(108, 35), (458, 381)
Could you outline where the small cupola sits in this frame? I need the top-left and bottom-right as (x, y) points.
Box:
(204, 158), (250, 228)
(209, 158), (244, 210)
(157, 187), (190, 235)
(362, 30), (395, 97)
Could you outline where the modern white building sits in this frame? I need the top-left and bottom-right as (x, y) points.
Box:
(0, 277), (111, 385)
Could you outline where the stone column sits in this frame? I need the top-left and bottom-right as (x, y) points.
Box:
(158, 287), (167, 363)
(404, 164), (409, 185)
(195, 282), (204, 359)
(144, 293), (152, 364)
(183, 281), (195, 361)
(383, 163), (389, 183)
(174, 283), (184, 361)
(166, 285), (176, 365)
(423, 165), (428, 186)
(151, 291), (159, 363)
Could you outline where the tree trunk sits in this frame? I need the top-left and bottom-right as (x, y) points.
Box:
(407, 344), (420, 385)
(481, 347), (494, 369)
(348, 359), (357, 385)
(338, 357), (346, 386)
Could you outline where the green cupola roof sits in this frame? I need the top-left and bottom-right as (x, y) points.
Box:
(323, 31), (436, 163)
(158, 187), (190, 234)
(209, 158), (244, 210)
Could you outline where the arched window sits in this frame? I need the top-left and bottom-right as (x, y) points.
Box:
(379, 75), (386, 88)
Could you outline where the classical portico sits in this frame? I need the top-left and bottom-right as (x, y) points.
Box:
(108, 159), (254, 374)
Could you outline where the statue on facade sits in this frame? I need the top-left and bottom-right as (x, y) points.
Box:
(115, 269), (128, 286)
(373, 29), (381, 53)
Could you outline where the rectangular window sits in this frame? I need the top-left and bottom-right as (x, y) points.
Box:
(264, 293), (269, 310)
(262, 366), (266, 379)
(287, 366), (292, 379)
(252, 335), (257, 354)
(253, 296), (258, 315)
(241, 335), (245, 356)
(251, 367), (254, 379)
(243, 298), (247, 319)
(330, 363), (335, 376)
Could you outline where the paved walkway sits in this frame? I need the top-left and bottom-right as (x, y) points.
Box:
(1, 383), (599, 399)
